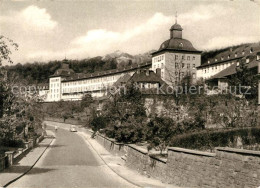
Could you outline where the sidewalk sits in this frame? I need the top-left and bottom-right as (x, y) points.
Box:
(78, 130), (181, 188)
(0, 131), (54, 187)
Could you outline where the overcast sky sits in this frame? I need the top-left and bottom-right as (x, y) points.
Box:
(0, 0), (260, 64)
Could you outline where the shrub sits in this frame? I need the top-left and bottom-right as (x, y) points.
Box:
(170, 127), (260, 151)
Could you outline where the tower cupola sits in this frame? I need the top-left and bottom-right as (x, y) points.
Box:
(170, 12), (183, 39)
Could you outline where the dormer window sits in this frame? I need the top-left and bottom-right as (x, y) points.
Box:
(236, 61), (240, 67)
(257, 55), (260, 60)
(179, 43), (183, 48)
(242, 50), (245, 55)
(235, 53), (237, 57)
(221, 56), (224, 60)
(215, 58), (217, 62)
(246, 58), (249, 63)
(228, 55), (230, 59)
(207, 60), (210, 64)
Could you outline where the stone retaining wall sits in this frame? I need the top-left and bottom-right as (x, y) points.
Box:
(0, 134), (45, 172)
(95, 134), (126, 156)
(166, 147), (260, 188)
(95, 132), (260, 188)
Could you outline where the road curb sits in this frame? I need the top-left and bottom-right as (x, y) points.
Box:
(3, 137), (54, 188)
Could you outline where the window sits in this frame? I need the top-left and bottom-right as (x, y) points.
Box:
(187, 56), (190, 60)
(242, 50), (245, 55)
(175, 55), (178, 60)
(192, 64), (195, 68)
(192, 56), (195, 60)
(182, 56), (185, 60)
(246, 58), (249, 63)
(207, 60), (210, 64)
(215, 58), (217, 62)
(187, 63), (190, 69)
(205, 69), (206, 73)
(179, 43), (183, 48)
(182, 63), (185, 68)
(236, 61), (240, 66)
(250, 48), (253, 53)
(192, 73), (196, 79)
(161, 63), (164, 68)
(175, 63), (179, 68)
(228, 55), (230, 59)
(235, 53), (237, 57)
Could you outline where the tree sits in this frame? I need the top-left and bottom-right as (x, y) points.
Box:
(90, 116), (107, 138)
(229, 61), (258, 101)
(146, 117), (175, 154)
(81, 93), (93, 108)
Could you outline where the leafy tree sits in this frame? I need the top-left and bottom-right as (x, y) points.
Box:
(229, 61), (258, 101)
(81, 93), (93, 108)
(146, 117), (175, 153)
(90, 116), (107, 138)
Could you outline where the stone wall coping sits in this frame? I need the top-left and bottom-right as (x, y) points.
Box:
(128, 144), (148, 155)
(5, 151), (15, 154)
(168, 147), (216, 157)
(150, 155), (167, 163)
(97, 133), (124, 145)
(216, 147), (260, 156)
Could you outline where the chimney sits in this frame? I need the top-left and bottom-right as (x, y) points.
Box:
(146, 69), (149, 76)
(156, 68), (161, 77)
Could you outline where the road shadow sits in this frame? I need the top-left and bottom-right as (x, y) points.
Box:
(2, 165), (55, 175)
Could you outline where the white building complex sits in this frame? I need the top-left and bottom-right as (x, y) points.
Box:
(37, 18), (260, 102)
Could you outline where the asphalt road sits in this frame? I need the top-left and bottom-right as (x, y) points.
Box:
(9, 126), (136, 188)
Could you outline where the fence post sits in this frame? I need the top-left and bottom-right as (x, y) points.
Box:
(5, 151), (15, 167)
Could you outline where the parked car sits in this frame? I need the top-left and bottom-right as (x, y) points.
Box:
(70, 125), (77, 132)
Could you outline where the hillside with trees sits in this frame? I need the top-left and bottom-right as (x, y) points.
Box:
(4, 50), (154, 84)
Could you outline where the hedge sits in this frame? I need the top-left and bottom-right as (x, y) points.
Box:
(169, 127), (260, 151)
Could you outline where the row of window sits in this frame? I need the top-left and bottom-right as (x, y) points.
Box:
(175, 63), (196, 69)
(175, 55), (195, 61)
(62, 74), (122, 87)
(208, 49), (255, 64)
(153, 63), (196, 69)
(50, 94), (60, 99)
(50, 78), (59, 82)
(203, 62), (233, 74)
(154, 55), (164, 63)
(50, 83), (59, 88)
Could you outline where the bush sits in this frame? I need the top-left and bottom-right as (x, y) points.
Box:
(0, 139), (25, 148)
(170, 127), (260, 151)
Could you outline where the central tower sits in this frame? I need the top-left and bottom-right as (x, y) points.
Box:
(151, 14), (201, 86)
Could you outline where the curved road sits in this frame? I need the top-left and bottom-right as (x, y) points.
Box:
(9, 126), (136, 188)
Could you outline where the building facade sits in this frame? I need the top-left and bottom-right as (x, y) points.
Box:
(151, 20), (201, 85)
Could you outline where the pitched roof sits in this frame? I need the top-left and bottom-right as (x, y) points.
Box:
(113, 73), (132, 87)
(208, 59), (258, 80)
(129, 69), (164, 84)
(199, 42), (260, 68)
(62, 62), (152, 82)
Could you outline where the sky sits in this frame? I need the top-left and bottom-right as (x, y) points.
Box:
(0, 0), (260, 64)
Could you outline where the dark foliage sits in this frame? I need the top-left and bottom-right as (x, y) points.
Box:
(170, 127), (260, 151)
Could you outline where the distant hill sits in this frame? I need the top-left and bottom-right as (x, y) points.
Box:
(4, 50), (154, 84)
